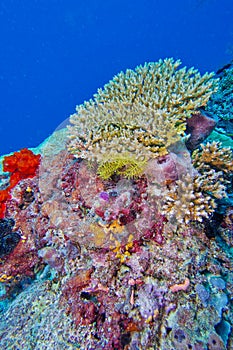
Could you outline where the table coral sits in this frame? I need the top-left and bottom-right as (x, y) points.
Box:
(68, 58), (218, 179)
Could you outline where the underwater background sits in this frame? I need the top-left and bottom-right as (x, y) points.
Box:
(1, 1), (233, 349)
(0, 0), (232, 155)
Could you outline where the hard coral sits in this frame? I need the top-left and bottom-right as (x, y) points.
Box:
(68, 58), (218, 179)
(191, 141), (233, 205)
(162, 173), (217, 226)
(192, 141), (233, 174)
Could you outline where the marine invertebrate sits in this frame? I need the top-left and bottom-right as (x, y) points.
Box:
(0, 149), (41, 218)
(206, 61), (233, 121)
(0, 189), (10, 219)
(68, 58), (218, 179)
(192, 141), (233, 174)
(161, 140), (232, 227)
(97, 154), (147, 180)
(0, 218), (20, 258)
(185, 111), (216, 150)
(191, 141), (233, 205)
(169, 277), (190, 293)
(3, 148), (41, 189)
(162, 173), (217, 225)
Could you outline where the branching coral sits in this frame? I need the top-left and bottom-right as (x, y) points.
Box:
(196, 170), (228, 200)
(192, 141), (233, 202)
(67, 58), (218, 179)
(162, 174), (217, 225)
(192, 141), (233, 174)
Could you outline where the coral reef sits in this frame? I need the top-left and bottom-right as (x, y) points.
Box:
(0, 218), (20, 258)
(206, 61), (233, 122)
(192, 141), (233, 174)
(205, 61), (233, 143)
(68, 58), (218, 179)
(0, 59), (232, 349)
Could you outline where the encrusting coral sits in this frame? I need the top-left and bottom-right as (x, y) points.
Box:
(67, 58), (218, 179)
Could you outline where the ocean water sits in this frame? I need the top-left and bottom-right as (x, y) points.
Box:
(1, 2), (233, 349)
(0, 0), (232, 155)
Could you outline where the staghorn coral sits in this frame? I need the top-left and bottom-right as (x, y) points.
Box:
(192, 141), (233, 174)
(196, 169), (228, 200)
(67, 58), (218, 179)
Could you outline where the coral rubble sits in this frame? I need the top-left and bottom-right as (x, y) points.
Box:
(0, 58), (232, 350)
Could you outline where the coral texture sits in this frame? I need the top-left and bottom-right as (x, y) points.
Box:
(206, 61), (233, 121)
(68, 58), (218, 178)
(192, 141), (233, 174)
(0, 59), (232, 350)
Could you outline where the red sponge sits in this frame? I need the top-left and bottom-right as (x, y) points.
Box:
(0, 148), (41, 218)
(3, 148), (41, 188)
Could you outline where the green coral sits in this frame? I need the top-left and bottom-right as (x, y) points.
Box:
(68, 58), (218, 179)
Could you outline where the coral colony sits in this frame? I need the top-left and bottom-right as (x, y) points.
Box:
(0, 58), (232, 349)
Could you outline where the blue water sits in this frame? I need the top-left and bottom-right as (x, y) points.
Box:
(0, 0), (232, 155)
